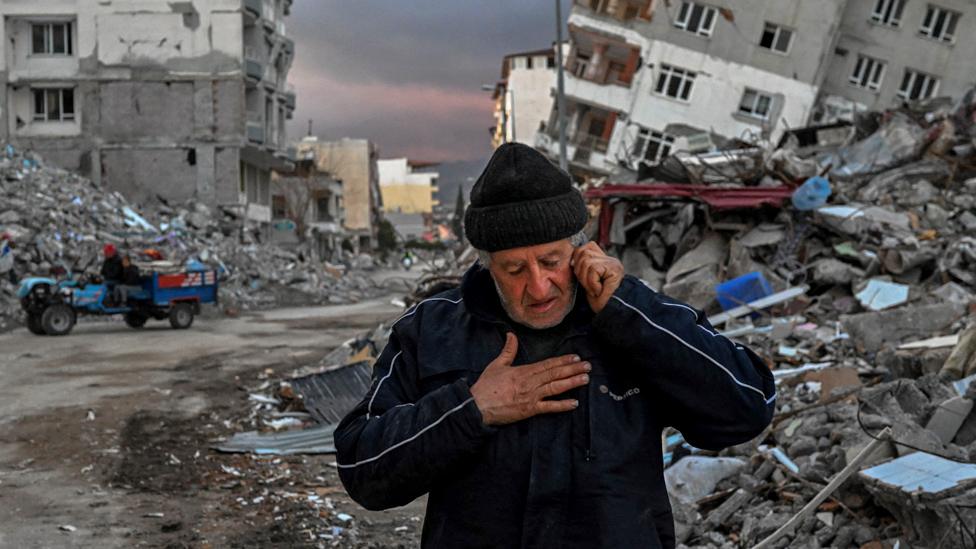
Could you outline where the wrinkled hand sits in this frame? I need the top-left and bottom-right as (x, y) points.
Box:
(572, 242), (624, 314)
(470, 333), (591, 426)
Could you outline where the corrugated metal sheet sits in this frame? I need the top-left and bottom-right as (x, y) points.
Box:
(214, 424), (336, 455)
(290, 360), (374, 425)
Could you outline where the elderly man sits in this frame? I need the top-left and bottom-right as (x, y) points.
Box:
(335, 143), (774, 548)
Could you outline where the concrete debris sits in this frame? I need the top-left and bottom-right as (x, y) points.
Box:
(583, 91), (976, 549)
(0, 144), (398, 332)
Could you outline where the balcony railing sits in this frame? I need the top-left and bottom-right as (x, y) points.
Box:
(243, 0), (262, 18)
(244, 47), (263, 82)
(283, 84), (296, 110)
(246, 120), (265, 144)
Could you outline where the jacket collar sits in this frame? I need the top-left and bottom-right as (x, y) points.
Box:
(459, 263), (595, 332)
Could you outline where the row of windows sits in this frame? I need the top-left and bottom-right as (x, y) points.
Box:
(848, 54), (940, 100)
(671, 0), (960, 58)
(651, 62), (775, 119)
(871, 0), (960, 43)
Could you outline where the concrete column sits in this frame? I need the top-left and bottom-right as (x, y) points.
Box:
(196, 144), (216, 205)
(585, 43), (608, 82)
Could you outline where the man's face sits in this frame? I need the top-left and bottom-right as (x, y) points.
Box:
(487, 239), (576, 329)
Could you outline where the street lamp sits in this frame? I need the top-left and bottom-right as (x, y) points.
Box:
(555, 0), (568, 171)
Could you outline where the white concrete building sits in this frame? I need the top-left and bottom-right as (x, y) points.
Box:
(535, 0), (846, 178)
(0, 0), (296, 228)
(488, 47), (559, 149)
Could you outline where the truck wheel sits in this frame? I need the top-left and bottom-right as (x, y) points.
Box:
(169, 303), (194, 329)
(124, 312), (148, 328)
(41, 304), (75, 336)
(26, 314), (46, 335)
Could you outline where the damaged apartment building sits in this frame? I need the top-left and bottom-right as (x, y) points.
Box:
(0, 0), (296, 229)
(500, 0), (976, 179)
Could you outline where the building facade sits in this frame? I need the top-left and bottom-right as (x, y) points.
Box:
(533, 0), (847, 178)
(271, 156), (345, 261)
(488, 47), (559, 149)
(0, 0), (296, 226)
(296, 137), (381, 251)
(377, 158), (439, 241)
(818, 0), (976, 121)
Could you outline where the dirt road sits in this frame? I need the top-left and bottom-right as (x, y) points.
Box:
(0, 295), (425, 548)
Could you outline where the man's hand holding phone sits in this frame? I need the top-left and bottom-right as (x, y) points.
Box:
(571, 242), (624, 314)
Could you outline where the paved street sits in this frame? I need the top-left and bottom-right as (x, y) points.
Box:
(0, 294), (424, 547)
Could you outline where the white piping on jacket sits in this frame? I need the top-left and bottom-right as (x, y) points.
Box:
(337, 397), (476, 469)
(366, 296), (464, 420)
(612, 295), (775, 405)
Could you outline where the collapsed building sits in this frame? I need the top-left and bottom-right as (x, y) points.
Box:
(0, 0), (297, 232)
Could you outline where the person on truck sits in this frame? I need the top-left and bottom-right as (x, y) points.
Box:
(100, 243), (139, 306)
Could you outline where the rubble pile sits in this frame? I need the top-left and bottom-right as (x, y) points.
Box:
(589, 96), (976, 548)
(0, 145), (389, 331)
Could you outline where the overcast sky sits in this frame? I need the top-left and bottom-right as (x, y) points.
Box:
(285, 1), (571, 163)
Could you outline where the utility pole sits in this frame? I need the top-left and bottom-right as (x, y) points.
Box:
(307, 119), (312, 137)
(554, 0), (568, 172)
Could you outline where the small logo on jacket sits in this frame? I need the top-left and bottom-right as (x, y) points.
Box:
(599, 384), (641, 401)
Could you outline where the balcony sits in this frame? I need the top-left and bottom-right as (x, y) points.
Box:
(574, 0), (652, 23)
(244, 48), (263, 82)
(283, 84), (296, 110)
(282, 36), (295, 56)
(247, 120), (265, 144)
(243, 0), (262, 21)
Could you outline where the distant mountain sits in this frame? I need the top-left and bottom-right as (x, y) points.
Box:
(416, 157), (488, 215)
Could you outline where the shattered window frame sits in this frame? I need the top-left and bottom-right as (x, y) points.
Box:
(897, 68), (939, 100)
(919, 5), (960, 43)
(673, 2), (717, 37)
(737, 88), (773, 120)
(849, 55), (887, 91)
(654, 64), (696, 102)
(759, 22), (793, 54)
(632, 127), (675, 165)
(870, 0), (906, 26)
(31, 87), (75, 122)
(30, 21), (73, 56)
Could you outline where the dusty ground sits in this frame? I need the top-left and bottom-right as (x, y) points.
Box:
(0, 292), (426, 548)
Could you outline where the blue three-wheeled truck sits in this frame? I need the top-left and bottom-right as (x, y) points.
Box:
(18, 268), (219, 336)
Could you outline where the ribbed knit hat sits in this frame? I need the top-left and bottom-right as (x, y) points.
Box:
(464, 143), (587, 252)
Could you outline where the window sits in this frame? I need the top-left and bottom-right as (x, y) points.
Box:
(316, 196), (334, 222)
(272, 195), (287, 218)
(870, 0), (906, 26)
(919, 5), (960, 42)
(572, 52), (590, 78)
(738, 89), (773, 119)
(898, 69), (939, 100)
(546, 56), (555, 69)
(674, 2), (717, 37)
(526, 56), (533, 69)
(849, 55), (886, 91)
(607, 60), (627, 84)
(31, 22), (73, 55)
(759, 22), (793, 54)
(633, 128), (675, 164)
(654, 64), (696, 101)
(32, 88), (75, 122)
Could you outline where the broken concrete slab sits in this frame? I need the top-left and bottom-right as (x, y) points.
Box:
(841, 302), (964, 353)
(665, 233), (726, 284)
(925, 396), (974, 444)
(811, 258), (863, 285)
(940, 324), (976, 379)
(737, 223), (786, 248)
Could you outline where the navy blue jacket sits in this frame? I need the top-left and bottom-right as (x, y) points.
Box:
(335, 265), (775, 548)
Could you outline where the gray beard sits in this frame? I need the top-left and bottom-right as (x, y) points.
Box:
(492, 277), (578, 329)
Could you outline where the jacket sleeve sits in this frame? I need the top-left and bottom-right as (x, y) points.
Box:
(334, 314), (495, 510)
(591, 276), (775, 450)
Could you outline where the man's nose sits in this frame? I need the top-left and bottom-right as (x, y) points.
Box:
(526, 266), (551, 300)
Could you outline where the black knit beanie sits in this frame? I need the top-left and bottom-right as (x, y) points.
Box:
(464, 143), (587, 252)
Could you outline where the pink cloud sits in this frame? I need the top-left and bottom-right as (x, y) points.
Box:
(288, 59), (495, 161)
